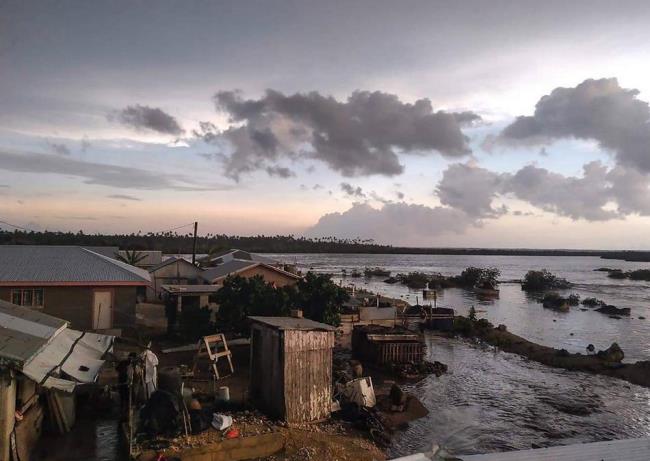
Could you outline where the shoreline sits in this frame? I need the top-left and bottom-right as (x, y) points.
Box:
(453, 317), (650, 388)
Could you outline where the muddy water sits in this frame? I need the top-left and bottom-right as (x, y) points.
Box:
(389, 335), (650, 457)
(271, 253), (650, 457)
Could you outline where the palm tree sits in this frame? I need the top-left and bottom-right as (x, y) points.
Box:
(116, 249), (147, 267)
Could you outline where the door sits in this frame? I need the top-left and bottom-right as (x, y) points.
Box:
(93, 290), (113, 330)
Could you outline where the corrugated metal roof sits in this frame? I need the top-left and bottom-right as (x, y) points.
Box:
(148, 256), (197, 273)
(0, 245), (150, 284)
(249, 316), (337, 331)
(461, 437), (650, 461)
(0, 299), (67, 365)
(201, 259), (259, 281)
(201, 249), (280, 266)
(202, 260), (301, 283)
(0, 300), (113, 391)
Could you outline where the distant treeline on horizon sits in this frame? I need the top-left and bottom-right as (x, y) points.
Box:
(1, 229), (649, 262)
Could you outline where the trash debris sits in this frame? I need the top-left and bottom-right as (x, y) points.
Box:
(211, 413), (233, 431)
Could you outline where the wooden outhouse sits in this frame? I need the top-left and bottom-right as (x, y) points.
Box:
(248, 316), (335, 424)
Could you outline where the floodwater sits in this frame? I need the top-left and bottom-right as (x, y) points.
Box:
(272, 253), (650, 361)
(272, 253), (650, 457)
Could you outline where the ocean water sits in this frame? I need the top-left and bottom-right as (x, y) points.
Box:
(271, 253), (650, 457)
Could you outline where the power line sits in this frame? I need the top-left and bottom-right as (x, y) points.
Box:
(0, 219), (37, 232)
(0, 218), (197, 236)
(146, 222), (196, 235)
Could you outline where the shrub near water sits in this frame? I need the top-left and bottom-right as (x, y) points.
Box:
(521, 269), (572, 291)
(211, 272), (349, 333)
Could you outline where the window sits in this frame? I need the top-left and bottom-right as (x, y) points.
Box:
(10, 288), (44, 308)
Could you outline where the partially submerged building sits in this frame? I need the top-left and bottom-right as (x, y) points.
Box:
(0, 300), (113, 461)
(249, 316), (335, 424)
(0, 246), (150, 331)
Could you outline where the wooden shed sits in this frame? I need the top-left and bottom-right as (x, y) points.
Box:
(248, 316), (335, 424)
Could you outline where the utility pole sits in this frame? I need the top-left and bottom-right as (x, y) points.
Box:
(191, 221), (198, 265)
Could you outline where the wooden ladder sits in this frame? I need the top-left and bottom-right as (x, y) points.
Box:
(192, 333), (234, 380)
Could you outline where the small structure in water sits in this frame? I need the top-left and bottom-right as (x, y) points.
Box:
(352, 325), (425, 367)
(249, 315), (336, 424)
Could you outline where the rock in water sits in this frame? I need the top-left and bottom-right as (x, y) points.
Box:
(595, 305), (631, 316)
(597, 343), (625, 362)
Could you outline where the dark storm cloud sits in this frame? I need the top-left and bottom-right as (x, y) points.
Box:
(0, 149), (225, 191)
(107, 194), (142, 201)
(340, 182), (365, 198)
(111, 104), (184, 136)
(436, 161), (650, 221)
(501, 78), (650, 172)
(205, 89), (479, 180)
(306, 202), (474, 244)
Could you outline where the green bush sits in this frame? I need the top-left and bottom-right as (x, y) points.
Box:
(294, 272), (349, 326)
(457, 267), (500, 288)
(522, 269), (571, 291)
(214, 272), (349, 331)
(396, 272), (431, 289)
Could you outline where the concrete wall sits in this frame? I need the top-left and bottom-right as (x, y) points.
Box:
(0, 286), (137, 330)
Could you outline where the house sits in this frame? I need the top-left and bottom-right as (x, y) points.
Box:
(0, 300), (113, 461)
(147, 257), (204, 300)
(202, 260), (301, 287)
(199, 248), (281, 268)
(0, 245), (150, 331)
(249, 316), (335, 423)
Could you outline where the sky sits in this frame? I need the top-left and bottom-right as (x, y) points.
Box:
(2, 0), (650, 249)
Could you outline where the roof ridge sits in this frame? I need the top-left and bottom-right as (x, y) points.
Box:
(82, 248), (150, 282)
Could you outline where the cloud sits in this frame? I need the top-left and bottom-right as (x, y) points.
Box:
(111, 104), (184, 136)
(340, 182), (365, 198)
(436, 161), (650, 221)
(437, 163), (507, 218)
(265, 166), (294, 178)
(395, 191), (405, 200)
(500, 78), (650, 173)
(107, 194), (141, 201)
(48, 142), (70, 156)
(202, 89), (479, 180)
(505, 162), (618, 221)
(305, 202), (474, 245)
(0, 149), (226, 191)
